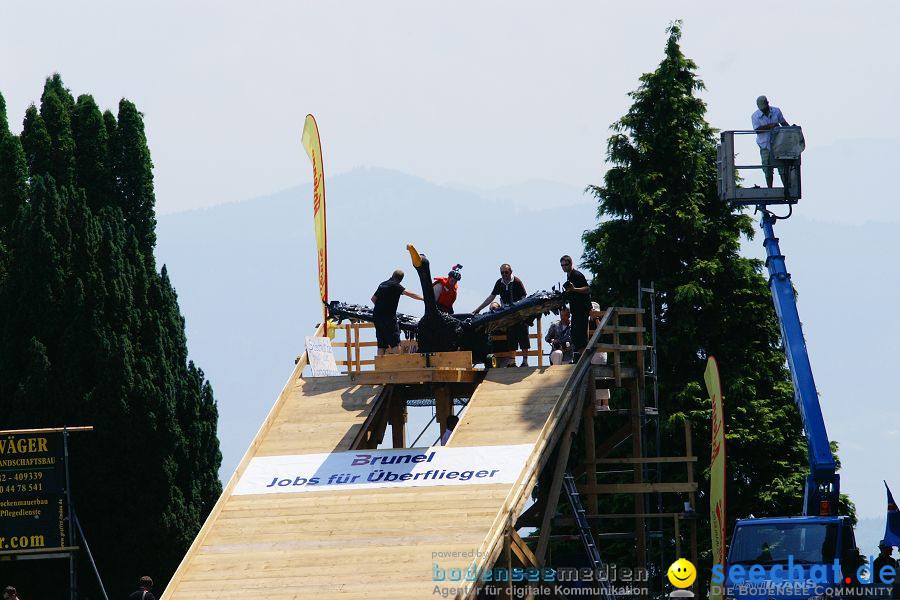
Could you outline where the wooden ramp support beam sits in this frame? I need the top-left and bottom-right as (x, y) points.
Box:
(435, 384), (453, 437)
(390, 390), (406, 448)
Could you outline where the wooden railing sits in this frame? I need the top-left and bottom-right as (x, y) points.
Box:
(330, 317), (548, 373)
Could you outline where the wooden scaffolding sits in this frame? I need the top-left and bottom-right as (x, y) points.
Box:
(322, 307), (700, 598)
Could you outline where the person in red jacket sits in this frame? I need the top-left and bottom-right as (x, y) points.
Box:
(433, 264), (462, 314)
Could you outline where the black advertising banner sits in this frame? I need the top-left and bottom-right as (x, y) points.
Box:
(0, 431), (70, 554)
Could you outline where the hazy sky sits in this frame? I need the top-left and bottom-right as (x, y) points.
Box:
(4, 1), (900, 216)
(4, 0), (898, 537)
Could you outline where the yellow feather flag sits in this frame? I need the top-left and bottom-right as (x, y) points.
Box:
(301, 115), (329, 335)
(705, 356), (727, 600)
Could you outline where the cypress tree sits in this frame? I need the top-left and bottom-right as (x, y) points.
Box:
(42, 73), (76, 115)
(103, 109), (118, 157)
(39, 75), (77, 189)
(0, 76), (221, 596)
(72, 94), (111, 212)
(112, 99), (156, 255)
(0, 91), (28, 229)
(581, 21), (846, 579)
(20, 104), (52, 179)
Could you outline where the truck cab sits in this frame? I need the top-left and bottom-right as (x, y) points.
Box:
(724, 516), (858, 600)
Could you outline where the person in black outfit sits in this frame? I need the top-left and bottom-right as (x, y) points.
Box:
(128, 576), (156, 600)
(473, 263), (530, 366)
(560, 255), (590, 360)
(874, 540), (898, 591)
(371, 269), (424, 355)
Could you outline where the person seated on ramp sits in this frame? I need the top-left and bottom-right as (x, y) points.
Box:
(440, 414), (459, 446)
(546, 305), (573, 365)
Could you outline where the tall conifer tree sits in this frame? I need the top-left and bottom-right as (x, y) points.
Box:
(0, 92), (28, 229)
(0, 75), (221, 596)
(112, 99), (157, 255)
(72, 94), (111, 212)
(20, 104), (52, 179)
(39, 76), (77, 189)
(581, 22), (849, 574)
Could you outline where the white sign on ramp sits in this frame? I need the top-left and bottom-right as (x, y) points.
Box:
(305, 336), (340, 376)
(233, 445), (533, 495)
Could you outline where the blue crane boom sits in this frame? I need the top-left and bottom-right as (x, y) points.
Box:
(760, 212), (839, 516)
(719, 129), (858, 600)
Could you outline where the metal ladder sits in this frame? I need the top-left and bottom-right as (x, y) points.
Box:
(563, 472), (615, 600)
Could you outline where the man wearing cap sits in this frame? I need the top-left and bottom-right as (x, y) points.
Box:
(752, 95), (789, 188)
(874, 540), (898, 590)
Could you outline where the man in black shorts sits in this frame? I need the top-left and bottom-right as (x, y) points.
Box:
(371, 269), (423, 355)
(560, 255), (591, 360)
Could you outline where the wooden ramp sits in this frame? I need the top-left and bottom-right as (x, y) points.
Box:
(163, 362), (582, 599)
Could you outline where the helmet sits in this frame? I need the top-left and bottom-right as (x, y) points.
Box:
(449, 264), (462, 281)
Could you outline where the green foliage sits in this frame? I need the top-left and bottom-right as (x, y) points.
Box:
(0, 91), (6, 132)
(39, 75), (77, 188)
(580, 21), (850, 581)
(72, 94), (111, 212)
(0, 75), (221, 596)
(21, 104), (52, 179)
(112, 99), (157, 255)
(0, 91), (28, 228)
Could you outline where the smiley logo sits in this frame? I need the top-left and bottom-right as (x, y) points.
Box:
(667, 558), (696, 588)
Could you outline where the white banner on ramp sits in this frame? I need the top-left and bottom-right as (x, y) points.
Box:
(233, 445), (533, 495)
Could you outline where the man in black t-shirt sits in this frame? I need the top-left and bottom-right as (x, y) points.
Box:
(560, 254), (591, 359)
(371, 269), (424, 355)
(472, 263), (531, 366)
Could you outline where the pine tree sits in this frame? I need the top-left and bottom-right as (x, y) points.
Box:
(0, 76), (221, 596)
(581, 21), (845, 577)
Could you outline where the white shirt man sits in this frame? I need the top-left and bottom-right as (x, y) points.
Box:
(752, 102), (787, 149)
(751, 95), (789, 187)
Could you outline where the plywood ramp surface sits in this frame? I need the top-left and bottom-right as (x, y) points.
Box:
(450, 366), (574, 448)
(164, 365), (577, 599)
